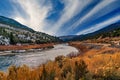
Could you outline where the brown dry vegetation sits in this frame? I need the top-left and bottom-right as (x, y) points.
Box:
(0, 43), (54, 51)
(0, 42), (120, 80)
(69, 42), (120, 79)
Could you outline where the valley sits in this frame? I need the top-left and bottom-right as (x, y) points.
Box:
(0, 0), (120, 79)
(0, 40), (120, 80)
(0, 16), (120, 80)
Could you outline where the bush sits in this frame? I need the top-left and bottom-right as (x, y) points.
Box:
(55, 56), (65, 68)
(7, 66), (17, 80)
(40, 64), (48, 80)
(74, 60), (88, 80)
(61, 65), (72, 78)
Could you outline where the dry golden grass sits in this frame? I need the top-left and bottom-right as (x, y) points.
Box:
(0, 43), (54, 51)
(69, 42), (120, 79)
(69, 42), (89, 53)
(0, 52), (120, 80)
(0, 42), (120, 80)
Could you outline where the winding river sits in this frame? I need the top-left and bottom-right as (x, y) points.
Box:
(0, 44), (78, 71)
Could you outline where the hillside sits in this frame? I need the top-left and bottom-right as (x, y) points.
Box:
(73, 22), (120, 41)
(0, 16), (61, 45)
(60, 22), (120, 41)
(0, 16), (34, 32)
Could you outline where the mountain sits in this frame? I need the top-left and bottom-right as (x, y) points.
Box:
(61, 21), (120, 41)
(0, 16), (34, 32)
(59, 35), (77, 42)
(0, 16), (61, 45)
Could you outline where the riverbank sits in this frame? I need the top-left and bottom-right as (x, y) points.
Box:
(0, 44), (78, 71)
(69, 41), (120, 55)
(0, 42), (120, 80)
(0, 43), (54, 51)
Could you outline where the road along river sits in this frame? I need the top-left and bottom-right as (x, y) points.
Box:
(0, 44), (78, 71)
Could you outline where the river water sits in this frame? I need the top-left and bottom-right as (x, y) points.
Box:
(0, 44), (78, 71)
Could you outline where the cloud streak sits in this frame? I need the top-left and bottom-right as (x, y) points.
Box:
(77, 15), (120, 35)
(66, 0), (117, 32)
(74, 0), (115, 27)
(50, 0), (91, 35)
(2, 0), (120, 36)
(11, 0), (52, 32)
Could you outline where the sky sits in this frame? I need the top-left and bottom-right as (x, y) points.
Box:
(0, 0), (120, 36)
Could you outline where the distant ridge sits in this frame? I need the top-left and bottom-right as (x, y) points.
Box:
(60, 21), (120, 41)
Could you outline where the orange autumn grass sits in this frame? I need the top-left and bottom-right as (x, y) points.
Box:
(0, 43), (54, 51)
(0, 42), (120, 80)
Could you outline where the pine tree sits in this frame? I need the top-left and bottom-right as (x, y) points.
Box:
(9, 32), (16, 45)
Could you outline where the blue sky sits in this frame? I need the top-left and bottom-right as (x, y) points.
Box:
(0, 0), (120, 36)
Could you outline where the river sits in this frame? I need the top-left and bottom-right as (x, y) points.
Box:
(0, 44), (78, 71)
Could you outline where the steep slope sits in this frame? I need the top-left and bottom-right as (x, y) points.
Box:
(0, 16), (61, 45)
(0, 16), (34, 32)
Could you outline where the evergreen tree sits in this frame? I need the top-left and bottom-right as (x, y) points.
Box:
(9, 32), (17, 45)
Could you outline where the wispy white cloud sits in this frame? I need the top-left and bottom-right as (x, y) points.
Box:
(67, 0), (116, 31)
(49, 0), (91, 35)
(77, 15), (120, 35)
(11, 0), (52, 32)
(8, 0), (120, 36)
